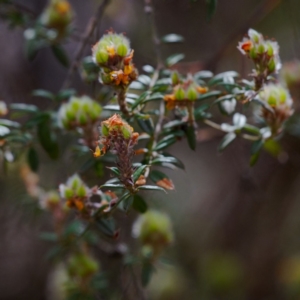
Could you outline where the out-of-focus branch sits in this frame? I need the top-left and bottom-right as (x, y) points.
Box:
(205, 0), (282, 70)
(62, 0), (110, 89)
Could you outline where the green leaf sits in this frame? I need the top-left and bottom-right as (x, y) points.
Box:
(166, 53), (185, 67)
(209, 71), (239, 86)
(263, 139), (281, 157)
(32, 89), (55, 100)
(144, 93), (164, 103)
(142, 261), (155, 287)
(100, 183), (125, 189)
(103, 105), (120, 111)
(95, 218), (116, 238)
(152, 155), (185, 169)
(218, 132), (236, 152)
(138, 75), (151, 86)
(143, 65), (155, 74)
(0, 119), (20, 128)
(57, 89), (76, 101)
(27, 147), (39, 172)
(39, 232), (58, 242)
(250, 139), (263, 166)
(161, 34), (184, 43)
(132, 195), (148, 213)
(213, 94), (234, 105)
(206, 0), (217, 20)
(122, 195), (134, 212)
(149, 170), (168, 182)
(194, 70), (214, 79)
(197, 90), (222, 100)
(233, 113), (246, 129)
(163, 119), (185, 129)
(132, 91), (150, 109)
(154, 135), (177, 151)
(10, 103), (39, 113)
(133, 165), (148, 183)
(37, 117), (59, 159)
(184, 124), (196, 150)
(194, 103), (210, 120)
(0, 126), (10, 137)
(137, 185), (166, 193)
(51, 44), (69, 68)
(25, 38), (39, 61)
(136, 117), (154, 134)
(107, 167), (120, 177)
(129, 81), (145, 90)
(243, 124), (261, 135)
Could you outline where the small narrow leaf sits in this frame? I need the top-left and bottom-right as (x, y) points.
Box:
(218, 132), (236, 152)
(100, 183), (125, 189)
(133, 165), (148, 183)
(137, 185), (166, 193)
(161, 34), (184, 43)
(150, 170), (174, 190)
(51, 45), (69, 68)
(132, 195), (148, 213)
(32, 89), (55, 100)
(184, 124), (196, 151)
(166, 53), (185, 67)
(27, 147), (39, 172)
(107, 167), (120, 177)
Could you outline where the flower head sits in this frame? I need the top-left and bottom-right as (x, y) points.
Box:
(59, 174), (90, 211)
(58, 96), (102, 130)
(92, 31), (138, 89)
(259, 84), (294, 135)
(41, 0), (74, 37)
(133, 210), (174, 258)
(238, 29), (281, 74)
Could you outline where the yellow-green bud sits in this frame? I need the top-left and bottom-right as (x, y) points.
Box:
(171, 71), (180, 85)
(258, 44), (265, 54)
(96, 50), (109, 64)
(68, 253), (99, 279)
(249, 47), (257, 59)
(268, 59), (276, 73)
(267, 43), (274, 56)
(175, 87), (185, 100)
(121, 125), (132, 139)
(117, 43), (128, 57)
(101, 124), (109, 136)
(101, 72), (112, 84)
(64, 187), (73, 199)
(77, 185), (87, 198)
(133, 210), (174, 250)
(187, 86), (198, 101)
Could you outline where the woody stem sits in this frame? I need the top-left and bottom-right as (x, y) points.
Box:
(117, 88), (130, 117)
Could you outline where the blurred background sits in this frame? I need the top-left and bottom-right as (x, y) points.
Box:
(2, 0), (300, 299)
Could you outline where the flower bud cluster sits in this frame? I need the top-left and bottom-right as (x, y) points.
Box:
(40, 0), (73, 39)
(259, 84), (293, 135)
(64, 251), (100, 297)
(133, 210), (174, 259)
(164, 72), (208, 110)
(59, 174), (90, 211)
(238, 29), (281, 88)
(98, 114), (139, 189)
(92, 32), (138, 89)
(58, 96), (102, 130)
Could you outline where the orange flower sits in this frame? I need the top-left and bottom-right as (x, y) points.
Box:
(241, 40), (252, 52)
(197, 86), (208, 94)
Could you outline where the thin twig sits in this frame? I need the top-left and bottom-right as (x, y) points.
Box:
(62, 0), (110, 89)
